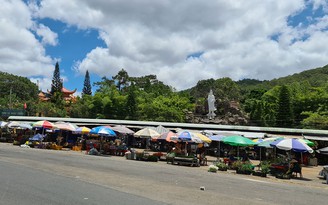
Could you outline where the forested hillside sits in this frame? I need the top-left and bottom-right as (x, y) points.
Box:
(0, 72), (38, 111)
(2, 64), (328, 129)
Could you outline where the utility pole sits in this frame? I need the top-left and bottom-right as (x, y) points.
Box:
(9, 86), (12, 109)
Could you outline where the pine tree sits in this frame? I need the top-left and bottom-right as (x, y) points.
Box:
(82, 70), (92, 96)
(50, 62), (62, 94)
(112, 69), (129, 91)
(126, 85), (137, 119)
(276, 85), (294, 127)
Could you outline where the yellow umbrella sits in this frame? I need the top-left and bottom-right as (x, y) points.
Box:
(195, 133), (212, 143)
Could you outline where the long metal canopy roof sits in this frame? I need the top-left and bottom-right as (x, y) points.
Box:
(7, 116), (328, 138)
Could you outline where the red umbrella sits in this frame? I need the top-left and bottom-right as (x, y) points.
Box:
(32, 120), (55, 129)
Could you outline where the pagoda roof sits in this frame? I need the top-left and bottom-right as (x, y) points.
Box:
(46, 87), (77, 94)
(61, 87), (77, 94)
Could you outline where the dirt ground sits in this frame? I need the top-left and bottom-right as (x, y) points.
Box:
(203, 155), (327, 187)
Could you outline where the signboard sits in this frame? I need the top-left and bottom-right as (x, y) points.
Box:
(1, 109), (26, 118)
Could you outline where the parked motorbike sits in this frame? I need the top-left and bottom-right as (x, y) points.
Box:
(318, 165), (328, 184)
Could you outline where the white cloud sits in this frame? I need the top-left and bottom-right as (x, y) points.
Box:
(35, 24), (58, 46)
(0, 0), (55, 91)
(3, 0), (328, 91)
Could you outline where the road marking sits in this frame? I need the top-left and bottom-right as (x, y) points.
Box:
(243, 178), (270, 183)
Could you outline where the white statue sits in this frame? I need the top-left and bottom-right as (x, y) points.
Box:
(207, 89), (216, 119)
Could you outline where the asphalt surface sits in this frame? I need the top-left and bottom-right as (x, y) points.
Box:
(0, 143), (327, 205)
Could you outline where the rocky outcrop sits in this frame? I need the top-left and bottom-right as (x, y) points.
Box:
(185, 100), (249, 125)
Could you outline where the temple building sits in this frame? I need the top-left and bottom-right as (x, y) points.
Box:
(38, 87), (77, 103)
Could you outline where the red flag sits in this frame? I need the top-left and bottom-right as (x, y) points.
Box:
(24, 103), (27, 109)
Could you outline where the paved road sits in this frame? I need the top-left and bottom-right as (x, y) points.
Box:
(0, 143), (327, 205)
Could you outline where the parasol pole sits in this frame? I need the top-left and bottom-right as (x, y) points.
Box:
(218, 141), (221, 160)
(237, 146), (239, 158)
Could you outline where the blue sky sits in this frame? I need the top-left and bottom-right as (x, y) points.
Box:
(1, 0), (328, 94)
(37, 19), (105, 93)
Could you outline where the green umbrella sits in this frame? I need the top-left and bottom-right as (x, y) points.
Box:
(222, 136), (257, 158)
(222, 135), (257, 147)
(298, 139), (315, 147)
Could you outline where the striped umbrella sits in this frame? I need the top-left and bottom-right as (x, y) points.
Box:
(134, 127), (160, 139)
(111, 125), (135, 134)
(74, 126), (91, 134)
(54, 122), (79, 131)
(273, 138), (313, 153)
(32, 120), (55, 129)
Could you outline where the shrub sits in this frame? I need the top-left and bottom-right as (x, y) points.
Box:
(215, 162), (228, 171)
(208, 165), (218, 172)
(231, 160), (243, 170)
(240, 162), (253, 173)
(260, 161), (271, 174)
(147, 155), (159, 162)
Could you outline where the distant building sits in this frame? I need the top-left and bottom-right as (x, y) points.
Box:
(38, 87), (77, 103)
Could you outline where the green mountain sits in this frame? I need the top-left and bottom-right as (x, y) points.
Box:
(0, 71), (39, 108)
(237, 64), (328, 90)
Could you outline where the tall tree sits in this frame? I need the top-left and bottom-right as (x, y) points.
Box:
(276, 85), (294, 127)
(112, 69), (129, 91)
(82, 70), (92, 96)
(126, 85), (138, 119)
(50, 62), (63, 94)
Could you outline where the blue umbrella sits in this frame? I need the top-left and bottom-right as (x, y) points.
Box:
(209, 135), (226, 141)
(176, 131), (202, 143)
(90, 126), (116, 137)
(269, 138), (284, 147)
(29, 133), (44, 141)
(177, 131), (192, 141)
(272, 138), (313, 153)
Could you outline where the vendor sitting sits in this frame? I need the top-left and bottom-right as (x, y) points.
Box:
(228, 154), (237, 165)
(289, 159), (302, 178)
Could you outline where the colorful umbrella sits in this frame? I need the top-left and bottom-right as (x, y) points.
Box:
(195, 133), (212, 143)
(209, 135), (226, 141)
(255, 137), (284, 147)
(154, 125), (170, 134)
(134, 127), (160, 139)
(32, 120), (55, 129)
(222, 135), (257, 147)
(298, 138), (315, 147)
(111, 125), (135, 134)
(156, 131), (178, 142)
(54, 121), (79, 131)
(272, 138), (313, 153)
(257, 139), (277, 148)
(176, 131), (203, 143)
(6, 121), (32, 129)
(74, 126), (91, 134)
(90, 126), (116, 136)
